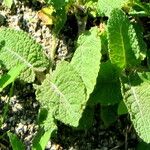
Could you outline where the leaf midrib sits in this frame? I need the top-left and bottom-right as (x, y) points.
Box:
(6, 47), (33, 68)
(50, 81), (77, 117)
(128, 78), (148, 141)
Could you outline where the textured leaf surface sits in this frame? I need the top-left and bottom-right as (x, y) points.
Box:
(0, 28), (49, 82)
(121, 73), (150, 143)
(108, 9), (142, 71)
(71, 27), (101, 98)
(97, 0), (128, 16)
(90, 61), (122, 105)
(36, 61), (86, 127)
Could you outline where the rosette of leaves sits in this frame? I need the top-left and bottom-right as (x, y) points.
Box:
(0, 28), (49, 83)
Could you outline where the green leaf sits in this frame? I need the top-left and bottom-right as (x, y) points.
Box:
(33, 107), (57, 149)
(78, 105), (94, 129)
(44, 0), (67, 9)
(101, 105), (118, 127)
(32, 127), (56, 150)
(3, 0), (14, 8)
(7, 132), (25, 150)
(108, 9), (143, 72)
(97, 0), (129, 16)
(121, 72), (150, 143)
(0, 64), (25, 92)
(53, 6), (67, 35)
(136, 141), (150, 150)
(36, 61), (86, 127)
(71, 27), (101, 98)
(132, 22), (147, 60)
(0, 28), (49, 83)
(90, 61), (122, 105)
(117, 100), (128, 115)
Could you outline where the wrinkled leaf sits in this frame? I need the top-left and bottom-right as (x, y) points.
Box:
(97, 0), (129, 16)
(90, 61), (122, 105)
(0, 28), (49, 83)
(71, 27), (101, 98)
(108, 9), (143, 72)
(121, 72), (150, 143)
(36, 61), (86, 127)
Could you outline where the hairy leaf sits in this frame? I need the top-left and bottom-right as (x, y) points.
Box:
(71, 27), (101, 98)
(108, 9), (143, 71)
(97, 0), (129, 16)
(36, 61), (86, 127)
(121, 72), (150, 143)
(0, 28), (49, 83)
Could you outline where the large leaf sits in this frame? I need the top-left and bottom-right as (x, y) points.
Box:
(36, 61), (86, 127)
(108, 9), (143, 72)
(0, 28), (49, 83)
(90, 61), (122, 105)
(121, 72), (150, 143)
(71, 27), (101, 98)
(97, 0), (129, 16)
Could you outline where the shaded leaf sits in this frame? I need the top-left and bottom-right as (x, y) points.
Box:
(101, 105), (118, 127)
(90, 61), (122, 105)
(78, 105), (94, 130)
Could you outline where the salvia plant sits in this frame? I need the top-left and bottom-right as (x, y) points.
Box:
(0, 0), (150, 149)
